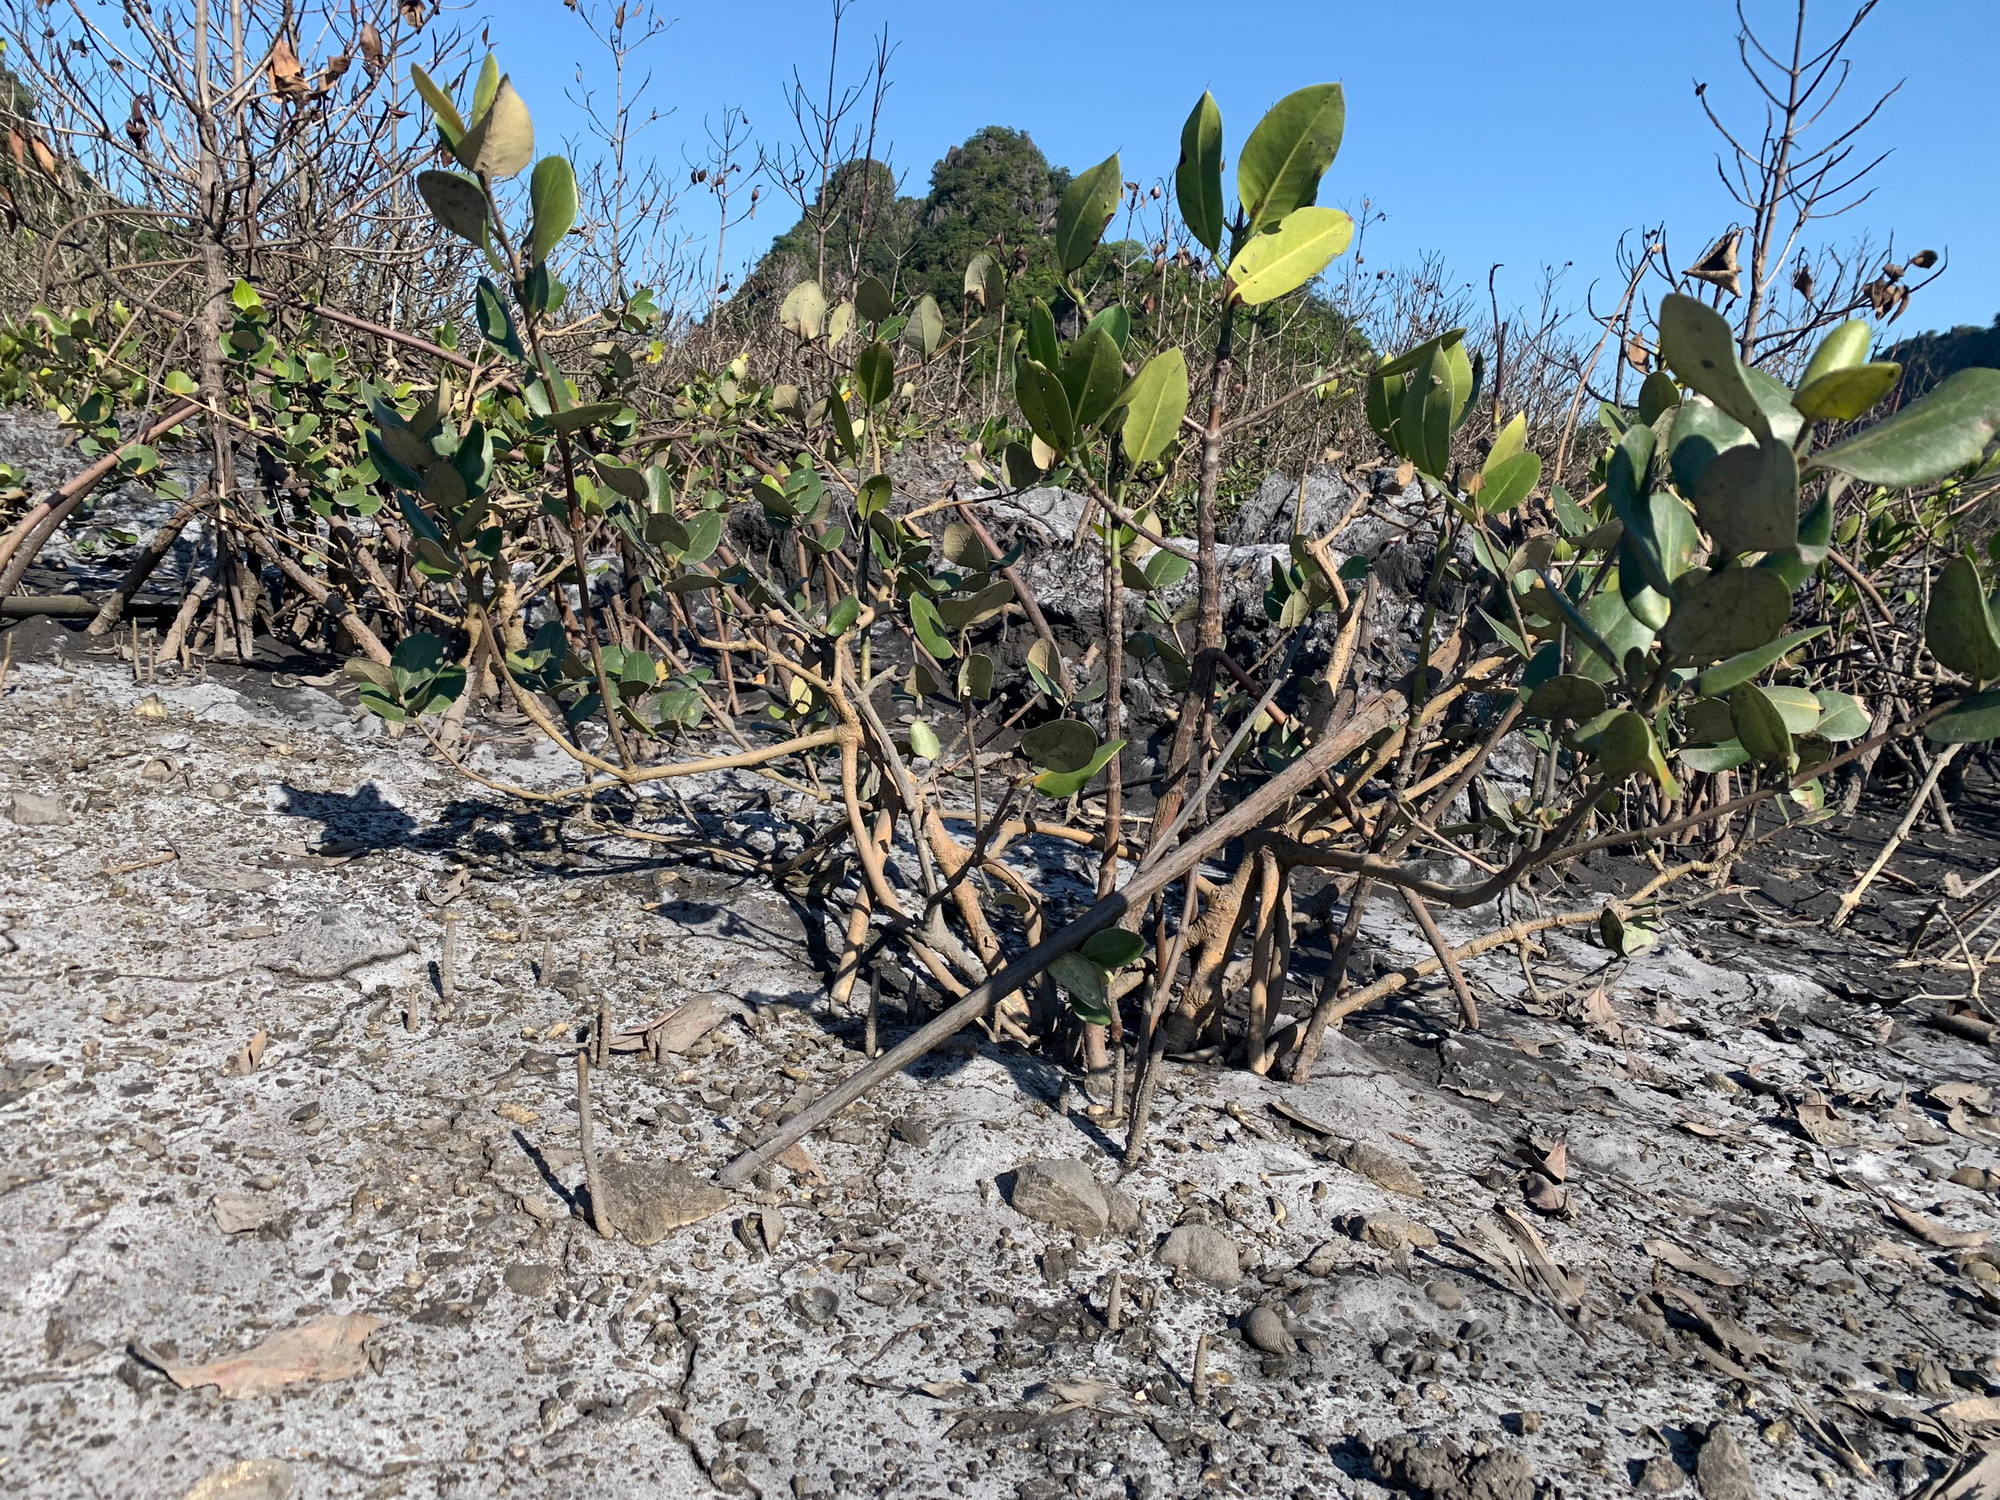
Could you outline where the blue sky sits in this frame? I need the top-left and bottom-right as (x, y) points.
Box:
(496, 0), (1998, 335)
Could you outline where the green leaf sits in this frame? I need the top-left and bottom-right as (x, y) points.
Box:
(1813, 689), (1870, 741)
(1656, 294), (1770, 440)
(1020, 718), (1099, 773)
(1144, 549), (1191, 590)
(1024, 298), (1060, 372)
(1061, 324), (1125, 431)
(1013, 358), (1074, 453)
(1120, 349), (1189, 465)
(1049, 952), (1110, 1022)
(958, 652), (994, 701)
(1176, 91), (1225, 255)
(1226, 207), (1353, 305)
(407, 64), (467, 147)
(1478, 450), (1541, 517)
(1660, 567), (1793, 663)
(907, 294), (945, 360)
(1693, 436), (1799, 558)
(1800, 319), (1872, 388)
(1761, 685), (1822, 735)
(1927, 691), (2000, 744)
(1033, 740), (1123, 799)
(475, 277), (521, 358)
(1084, 303), (1131, 351)
(528, 155), (576, 265)
(936, 580), (1015, 631)
(416, 170), (488, 245)
(1793, 362), (1900, 422)
(855, 473), (892, 519)
(908, 592), (955, 660)
(460, 77), (533, 179)
(1637, 370), (1682, 425)
(1809, 368), (2000, 488)
(1592, 711), (1655, 782)
(908, 720), (940, 760)
(1730, 683), (1792, 766)
(854, 341), (896, 408)
(829, 390), (860, 459)
(1080, 929), (1145, 970)
(1668, 396), (1755, 496)
(1055, 153), (1122, 274)
(855, 275), (894, 324)
(1525, 674), (1606, 722)
(1236, 83), (1345, 233)
(1694, 625), (1829, 697)
(542, 401), (624, 434)
(1925, 554), (2000, 680)
(1679, 739), (1750, 774)
(780, 279), (827, 340)
(1683, 696), (1736, 745)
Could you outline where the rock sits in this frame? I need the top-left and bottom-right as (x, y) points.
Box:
(181, 1459), (297, 1500)
(1695, 1423), (1756, 1500)
(1369, 1433), (1537, 1500)
(1302, 1241), (1346, 1277)
(178, 860), (277, 892)
(890, 1115), (931, 1148)
(210, 1193), (284, 1235)
(1009, 1158), (1110, 1237)
(790, 1286), (839, 1326)
(1157, 1223), (1241, 1285)
(1634, 1456), (1686, 1494)
(1103, 1184), (1144, 1238)
(8, 791), (68, 826)
(1340, 1141), (1426, 1197)
(1425, 1278), (1464, 1311)
(265, 906), (412, 979)
(597, 1159), (732, 1246)
(1244, 1304), (1295, 1355)
(504, 1263), (556, 1296)
(1224, 467), (1360, 545)
(1353, 1212), (1438, 1251)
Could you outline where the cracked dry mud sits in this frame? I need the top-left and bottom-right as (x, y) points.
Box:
(2, 621), (1998, 1500)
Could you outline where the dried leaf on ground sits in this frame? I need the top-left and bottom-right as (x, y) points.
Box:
(222, 1029), (267, 1076)
(1644, 1237), (1747, 1288)
(1885, 1197), (1989, 1249)
(159, 1314), (382, 1398)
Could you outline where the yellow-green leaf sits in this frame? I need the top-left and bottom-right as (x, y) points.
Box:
(1226, 208), (1353, 306)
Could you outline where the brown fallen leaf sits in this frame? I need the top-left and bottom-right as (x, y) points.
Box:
(1644, 1237), (1747, 1288)
(611, 993), (741, 1056)
(160, 1314), (382, 1398)
(1910, 1449), (2000, 1500)
(1936, 1395), (2000, 1427)
(222, 1030), (267, 1077)
(775, 1140), (822, 1182)
(1794, 1093), (1859, 1148)
(1886, 1197), (1989, 1250)
(1661, 1284), (1769, 1364)
(1932, 1082), (1994, 1115)
(1947, 1103), (2000, 1147)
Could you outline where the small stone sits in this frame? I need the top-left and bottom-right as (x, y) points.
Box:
(1353, 1212), (1437, 1251)
(1635, 1455), (1686, 1493)
(1103, 1185), (1144, 1238)
(504, 1264), (556, 1296)
(597, 1159), (732, 1246)
(1425, 1279), (1463, 1311)
(1340, 1141), (1425, 1197)
(8, 791), (68, 827)
(790, 1286), (839, 1326)
(1244, 1305), (1295, 1355)
(210, 1193), (283, 1235)
(890, 1116), (931, 1148)
(181, 1459), (296, 1500)
(1157, 1223), (1241, 1285)
(1695, 1423), (1757, 1500)
(1009, 1158), (1110, 1238)
(1301, 1241), (1345, 1278)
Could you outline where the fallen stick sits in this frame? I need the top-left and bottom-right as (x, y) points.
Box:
(1830, 743), (1962, 930)
(2, 595), (179, 619)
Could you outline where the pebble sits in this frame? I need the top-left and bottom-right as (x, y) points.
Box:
(1635, 1455), (1686, 1493)
(1244, 1304), (1296, 1355)
(210, 1193), (284, 1235)
(504, 1264), (556, 1296)
(1695, 1422), (1757, 1500)
(1009, 1158), (1110, 1238)
(180, 1459), (296, 1500)
(8, 791), (67, 826)
(598, 1159), (732, 1245)
(1340, 1141), (1425, 1197)
(790, 1286), (839, 1326)
(1353, 1212), (1437, 1251)
(1157, 1223), (1241, 1285)
(1425, 1279), (1463, 1310)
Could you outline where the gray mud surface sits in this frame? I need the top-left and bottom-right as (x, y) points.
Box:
(2, 617), (1998, 1500)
